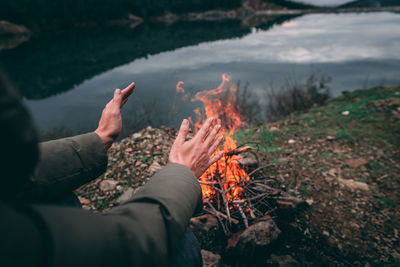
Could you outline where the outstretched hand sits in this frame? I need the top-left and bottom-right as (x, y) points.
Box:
(95, 82), (135, 150)
(169, 118), (224, 178)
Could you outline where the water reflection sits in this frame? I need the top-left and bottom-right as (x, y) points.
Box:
(0, 20), (251, 99)
(2, 11), (400, 137)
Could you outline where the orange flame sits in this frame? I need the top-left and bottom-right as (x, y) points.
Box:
(177, 74), (249, 202)
(176, 81), (185, 93)
(176, 81), (189, 101)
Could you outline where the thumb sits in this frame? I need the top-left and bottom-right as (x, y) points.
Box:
(175, 119), (190, 145)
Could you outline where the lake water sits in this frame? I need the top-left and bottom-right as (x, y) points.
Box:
(1, 11), (400, 137)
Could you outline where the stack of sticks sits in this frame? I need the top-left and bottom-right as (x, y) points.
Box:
(200, 147), (306, 236)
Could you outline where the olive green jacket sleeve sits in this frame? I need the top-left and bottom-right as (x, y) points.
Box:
(1, 163), (202, 267)
(18, 132), (108, 202)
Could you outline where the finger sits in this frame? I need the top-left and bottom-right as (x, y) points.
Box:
(208, 151), (224, 166)
(120, 82), (135, 108)
(208, 135), (224, 155)
(121, 97), (129, 107)
(113, 88), (123, 105)
(174, 119), (190, 145)
(196, 117), (213, 141)
(204, 124), (221, 147)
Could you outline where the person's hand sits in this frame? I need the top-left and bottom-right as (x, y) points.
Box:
(95, 82), (135, 150)
(169, 118), (224, 178)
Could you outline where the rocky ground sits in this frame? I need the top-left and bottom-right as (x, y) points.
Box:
(76, 85), (400, 266)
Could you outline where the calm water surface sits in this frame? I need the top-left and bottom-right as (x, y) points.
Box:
(2, 12), (400, 136)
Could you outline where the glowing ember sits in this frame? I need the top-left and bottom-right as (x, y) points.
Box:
(176, 74), (249, 202)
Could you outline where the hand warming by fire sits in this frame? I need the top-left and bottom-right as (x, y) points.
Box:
(169, 117), (224, 178)
(175, 74), (257, 230)
(176, 74), (250, 202)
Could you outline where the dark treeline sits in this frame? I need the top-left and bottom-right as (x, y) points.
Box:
(0, 0), (241, 27)
(0, 0), (315, 29)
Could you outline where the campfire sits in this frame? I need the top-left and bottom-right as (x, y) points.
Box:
(176, 74), (307, 239)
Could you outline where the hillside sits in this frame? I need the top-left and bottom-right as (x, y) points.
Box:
(76, 84), (400, 265)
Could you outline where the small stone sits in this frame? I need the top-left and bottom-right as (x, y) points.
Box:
(306, 199), (314, 205)
(99, 180), (118, 191)
(201, 250), (221, 267)
(323, 230), (330, 237)
(78, 196), (91, 205)
(82, 205), (91, 211)
(132, 132), (142, 139)
(288, 139), (296, 144)
(350, 222), (360, 230)
(149, 162), (162, 174)
(267, 254), (299, 267)
(277, 157), (289, 163)
(117, 188), (135, 204)
(326, 135), (335, 140)
(338, 177), (369, 191)
(269, 126), (279, 132)
(342, 111), (350, 116)
(345, 158), (368, 169)
(327, 168), (337, 177)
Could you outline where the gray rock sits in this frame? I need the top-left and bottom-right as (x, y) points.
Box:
(99, 179), (118, 191)
(201, 250), (222, 267)
(132, 132), (142, 139)
(117, 188), (135, 204)
(227, 217), (281, 256)
(267, 254), (299, 267)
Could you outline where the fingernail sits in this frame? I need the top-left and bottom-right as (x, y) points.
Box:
(183, 119), (188, 125)
(209, 117), (214, 123)
(216, 124), (221, 130)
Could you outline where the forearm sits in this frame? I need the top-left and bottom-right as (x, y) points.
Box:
(2, 164), (202, 267)
(18, 132), (108, 202)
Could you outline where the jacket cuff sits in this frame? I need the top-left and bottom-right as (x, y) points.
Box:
(72, 132), (108, 178)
